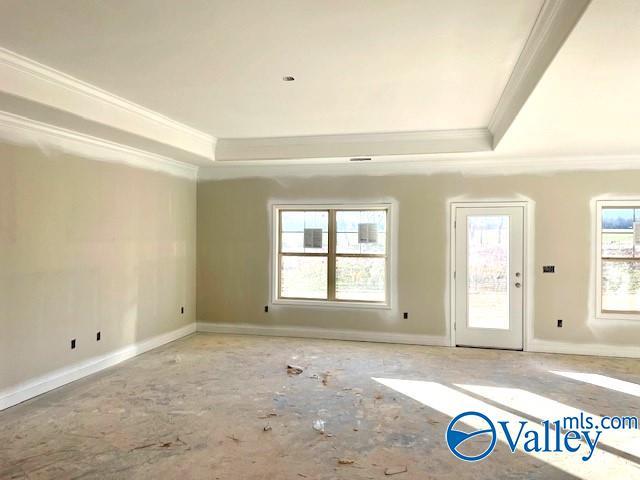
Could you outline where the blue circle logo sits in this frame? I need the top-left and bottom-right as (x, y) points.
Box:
(446, 411), (497, 462)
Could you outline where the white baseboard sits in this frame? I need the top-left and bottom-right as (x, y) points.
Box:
(0, 322), (196, 411)
(3, 324), (633, 412)
(196, 321), (449, 347)
(197, 323), (639, 359)
(527, 339), (640, 359)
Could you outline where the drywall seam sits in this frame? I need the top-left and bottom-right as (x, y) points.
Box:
(0, 111), (199, 180)
(197, 153), (640, 181)
(0, 323), (196, 411)
(0, 47), (215, 159)
(196, 322), (448, 347)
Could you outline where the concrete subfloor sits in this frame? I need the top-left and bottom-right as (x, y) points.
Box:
(1, 333), (639, 479)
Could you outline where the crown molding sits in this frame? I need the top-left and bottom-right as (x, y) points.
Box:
(198, 152), (640, 181)
(488, 0), (591, 147)
(0, 111), (198, 180)
(0, 47), (216, 160)
(215, 128), (493, 162)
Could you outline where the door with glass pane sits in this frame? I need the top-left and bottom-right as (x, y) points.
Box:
(454, 206), (524, 350)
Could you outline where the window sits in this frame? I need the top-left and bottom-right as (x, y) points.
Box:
(596, 201), (640, 318)
(274, 205), (390, 306)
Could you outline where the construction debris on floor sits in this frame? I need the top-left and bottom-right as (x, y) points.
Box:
(0, 333), (639, 479)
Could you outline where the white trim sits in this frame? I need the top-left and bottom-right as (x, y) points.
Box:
(0, 47), (215, 159)
(272, 299), (391, 310)
(594, 199), (640, 321)
(196, 322), (448, 347)
(488, 0), (591, 146)
(4, 320), (634, 412)
(0, 111), (198, 180)
(0, 323), (196, 411)
(271, 203), (392, 308)
(527, 339), (640, 359)
(215, 128), (492, 162)
(196, 323), (638, 358)
(449, 201), (532, 350)
(197, 153), (640, 181)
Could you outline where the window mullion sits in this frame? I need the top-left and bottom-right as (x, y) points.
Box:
(276, 205), (389, 306)
(328, 209), (336, 300)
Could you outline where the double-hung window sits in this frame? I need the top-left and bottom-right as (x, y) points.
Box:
(274, 205), (390, 306)
(596, 201), (640, 318)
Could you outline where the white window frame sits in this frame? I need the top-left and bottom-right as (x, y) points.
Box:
(596, 200), (640, 320)
(272, 203), (391, 309)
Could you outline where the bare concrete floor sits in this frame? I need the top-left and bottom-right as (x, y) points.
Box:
(1, 333), (639, 479)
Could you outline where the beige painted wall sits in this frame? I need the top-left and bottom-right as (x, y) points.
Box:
(197, 171), (640, 347)
(0, 143), (196, 391)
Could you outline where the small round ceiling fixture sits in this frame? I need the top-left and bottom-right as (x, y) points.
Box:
(282, 75), (295, 82)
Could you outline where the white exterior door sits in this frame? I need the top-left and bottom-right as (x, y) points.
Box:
(454, 205), (524, 350)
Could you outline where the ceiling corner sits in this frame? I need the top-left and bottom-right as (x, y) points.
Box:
(488, 0), (592, 148)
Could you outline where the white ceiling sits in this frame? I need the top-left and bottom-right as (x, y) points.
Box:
(0, 0), (543, 138)
(2, 0), (640, 166)
(498, 0), (640, 157)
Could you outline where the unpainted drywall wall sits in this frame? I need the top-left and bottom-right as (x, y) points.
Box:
(0, 143), (196, 391)
(197, 171), (640, 347)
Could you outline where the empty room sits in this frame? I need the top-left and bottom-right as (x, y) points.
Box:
(1, 0), (640, 478)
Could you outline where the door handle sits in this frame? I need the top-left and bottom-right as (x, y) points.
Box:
(515, 282), (522, 288)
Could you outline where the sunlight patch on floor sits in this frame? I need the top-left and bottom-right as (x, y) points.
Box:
(373, 377), (640, 479)
(456, 384), (640, 459)
(551, 371), (640, 398)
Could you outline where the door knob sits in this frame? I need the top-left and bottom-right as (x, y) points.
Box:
(515, 282), (522, 288)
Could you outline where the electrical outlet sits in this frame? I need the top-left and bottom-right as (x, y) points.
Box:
(71, 339), (76, 349)
(557, 319), (563, 328)
(543, 265), (556, 273)
(403, 312), (409, 319)
(264, 305), (269, 313)
(96, 331), (101, 341)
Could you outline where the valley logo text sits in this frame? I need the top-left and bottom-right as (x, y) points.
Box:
(445, 410), (638, 462)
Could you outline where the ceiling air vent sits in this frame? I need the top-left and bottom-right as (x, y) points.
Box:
(349, 157), (372, 162)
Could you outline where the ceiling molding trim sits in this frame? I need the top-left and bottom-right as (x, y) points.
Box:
(0, 47), (216, 160)
(215, 128), (493, 162)
(488, 0), (591, 147)
(198, 153), (640, 181)
(0, 111), (198, 180)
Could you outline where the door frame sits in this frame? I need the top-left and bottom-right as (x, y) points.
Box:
(448, 201), (532, 350)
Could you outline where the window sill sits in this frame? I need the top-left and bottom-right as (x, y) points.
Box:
(272, 299), (391, 310)
(596, 311), (640, 321)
